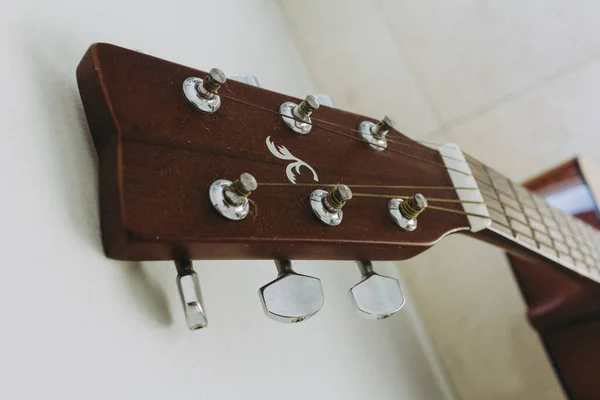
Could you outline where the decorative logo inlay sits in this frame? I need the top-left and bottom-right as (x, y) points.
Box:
(266, 136), (318, 184)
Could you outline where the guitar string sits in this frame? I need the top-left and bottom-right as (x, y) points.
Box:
(351, 192), (483, 205)
(277, 110), (468, 163)
(413, 138), (550, 218)
(384, 137), (464, 162)
(218, 92), (557, 239)
(219, 93), (471, 176)
(225, 88), (513, 193)
(219, 92), (521, 197)
(287, 107), (595, 261)
(260, 182), (573, 249)
(348, 191), (560, 247)
(353, 192), (582, 249)
(219, 91), (526, 201)
(215, 93), (593, 265)
(263, 182), (484, 205)
(350, 190), (573, 249)
(260, 182), (478, 191)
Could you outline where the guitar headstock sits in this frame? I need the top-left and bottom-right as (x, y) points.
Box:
(77, 43), (472, 263)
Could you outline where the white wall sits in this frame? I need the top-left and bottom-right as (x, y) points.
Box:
(0, 0), (453, 398)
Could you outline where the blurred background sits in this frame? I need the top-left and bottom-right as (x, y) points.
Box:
(2, 0), (599, 398)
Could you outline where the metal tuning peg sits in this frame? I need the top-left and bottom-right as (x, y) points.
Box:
(183, 68), (227, 114)
(280, 94), (320, 134)
(358, 116), (395, 151)
(310, 184), (352, 226)
(259, 260), (324, 323)
(175, 259), (208, 330)
(389, 193), (428, 231)
(350, 261), (405, 320)
(209, 173), (257, 221)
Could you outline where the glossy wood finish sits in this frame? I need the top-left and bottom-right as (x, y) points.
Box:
(76, 43), (469, 261)
(508, 159), (600, 400)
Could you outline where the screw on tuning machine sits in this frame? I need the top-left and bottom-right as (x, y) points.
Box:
(280, 95), (320, 134)
(309, 184), (352, 226)
(258, 260), (325, 323)
(175, 259), (208, 330)
(389, 193), (428, 231)
(183, 68), (227, 114)
(349, 261), (405, 320)
(357, 116), (396, 151)
(209, 173), (257, 221)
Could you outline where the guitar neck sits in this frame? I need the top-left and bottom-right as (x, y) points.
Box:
(465, 156), (600, 283)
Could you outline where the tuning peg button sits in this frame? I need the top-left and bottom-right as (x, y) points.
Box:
(349, 261), (405, 320)
(259, 260), (324, 323)
(175, 260), (208, 330)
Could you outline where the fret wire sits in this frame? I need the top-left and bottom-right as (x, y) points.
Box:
(479, 176), (575, 250)
(464, 157), (533, 207)
(465, 155), (600, 273)
(561, 211), (582, 255)
(507, 179), (541, 251)
(552, 208), (581, 263)
(426, 201), (554, 247)
(470, 169), (523, 206)
(527, 189), (561, 257)
(424, 204), (512, 227)
(467, 159), (560, 229)
(482, 164), (518, 238)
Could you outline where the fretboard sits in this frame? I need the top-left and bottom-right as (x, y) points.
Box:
(467, 157), (600, 283)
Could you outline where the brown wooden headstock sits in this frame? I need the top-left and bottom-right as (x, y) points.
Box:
(76, 43), (470, 262)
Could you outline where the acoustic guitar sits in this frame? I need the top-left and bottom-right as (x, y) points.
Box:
(76, 44), (600, 398)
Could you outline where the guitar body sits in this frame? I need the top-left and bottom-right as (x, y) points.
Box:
(508, 158), (600, 400)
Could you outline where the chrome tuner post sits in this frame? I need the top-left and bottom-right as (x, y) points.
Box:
(309, 184), (352, 226)
(258, 260), (324, 323)
(358, 115), (395, 151)
(209, 173), (257, 221)
(349, 261), (405, 320)
(280, 95), (320, 134)
(389, 193), (428, 231)
(183, 68), (227, 114)
(175, 260), (208, 330)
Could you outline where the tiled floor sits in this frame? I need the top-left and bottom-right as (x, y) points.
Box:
(280, 1), (600, 398)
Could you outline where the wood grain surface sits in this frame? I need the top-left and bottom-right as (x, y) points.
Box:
(77, 43), (469, 261)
